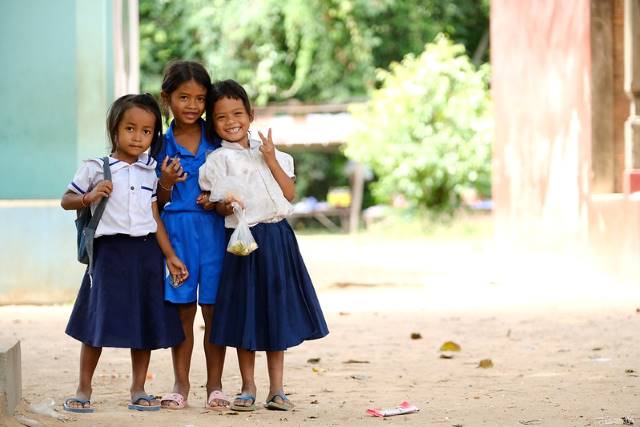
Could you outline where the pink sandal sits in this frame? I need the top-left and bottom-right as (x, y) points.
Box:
(160, 392), (187, 410)
(206, 390), (231, 410)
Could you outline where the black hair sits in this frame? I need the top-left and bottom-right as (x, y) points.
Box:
(206, 79), (253, 141)
(161, 60), (212, 121)
(106, 93), (163, 159)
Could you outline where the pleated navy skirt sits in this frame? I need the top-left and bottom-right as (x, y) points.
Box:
(66, 234), (185, 350)
(210, 220), (329, 351)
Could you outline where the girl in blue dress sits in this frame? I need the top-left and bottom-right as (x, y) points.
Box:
(155, 61), (229, 410)
(61, 94), (187, 413)
(199, 80), (329, 412)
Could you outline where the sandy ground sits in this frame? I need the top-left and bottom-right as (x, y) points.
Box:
(2, 232), (640, 426)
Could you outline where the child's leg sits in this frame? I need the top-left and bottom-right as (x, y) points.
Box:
(266, 351), (285, 397)
(233, 348), (256, 407)
(200, 304), (228, 406)
(265, 351), (293, 410)
(166, 302), (197, 406)
(130, 349), (159, 406)
(67, 343), (102, 409)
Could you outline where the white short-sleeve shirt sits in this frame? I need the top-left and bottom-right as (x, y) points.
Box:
(199, 136), (294, 228)
(68, 154), (159, 237)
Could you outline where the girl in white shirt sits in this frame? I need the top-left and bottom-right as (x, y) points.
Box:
(199, 80), (328, 412)
(61, 94), (188, 413)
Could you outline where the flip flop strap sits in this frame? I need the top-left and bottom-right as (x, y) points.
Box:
(267, 391), (288, 403)
(132, 392), (156, 404)
(235, 392), (256, 402)
(160, 392), (185, 406)
(65, 397), (90, 405)
(208, 390), (230, 405)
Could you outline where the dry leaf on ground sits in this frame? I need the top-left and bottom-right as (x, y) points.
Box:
(439, 341), (461, 352)
(478, 359), (494, 368)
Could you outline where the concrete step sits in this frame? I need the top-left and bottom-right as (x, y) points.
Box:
(0, 340), (21, 416)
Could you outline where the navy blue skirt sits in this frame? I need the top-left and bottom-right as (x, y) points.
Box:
(66, 234), (185, 350)
(210, 220), (329, 351)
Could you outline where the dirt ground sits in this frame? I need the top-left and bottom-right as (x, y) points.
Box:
(2, 232), (640, 426)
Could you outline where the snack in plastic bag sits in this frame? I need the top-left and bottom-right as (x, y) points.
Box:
(227, 202), (258, 256)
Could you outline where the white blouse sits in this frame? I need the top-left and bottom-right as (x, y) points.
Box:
(199, 136), (295, 228)
(68, 154), (158, 237)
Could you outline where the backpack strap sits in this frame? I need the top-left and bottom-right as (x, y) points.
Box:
(86, 157), (111, 231)
(85, 157), (111, 278)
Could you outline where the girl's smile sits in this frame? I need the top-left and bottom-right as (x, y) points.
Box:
(164, 79), (207, 126)
(212, 97), (253, 147)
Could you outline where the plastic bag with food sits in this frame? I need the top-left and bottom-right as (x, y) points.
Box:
(227, 202), (258, 256)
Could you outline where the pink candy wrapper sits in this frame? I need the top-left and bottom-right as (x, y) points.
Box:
(366, 401), (420, 417)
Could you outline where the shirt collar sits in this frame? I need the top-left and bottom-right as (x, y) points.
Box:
(166, 119), (210, 157)
(91, 153), (157, 172)
(134, 153), (157, 169)
(221, 135), (261, 150)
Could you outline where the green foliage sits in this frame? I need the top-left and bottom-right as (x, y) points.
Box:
(138, 1), (491, 207)
(365, 0), (490, 69)
(140, 0), (376, 103)
(139, 0), (489, 104)
(344, 35), (492, 214)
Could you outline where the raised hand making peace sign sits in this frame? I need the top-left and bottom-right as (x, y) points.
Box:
(258, 128), (276, 166)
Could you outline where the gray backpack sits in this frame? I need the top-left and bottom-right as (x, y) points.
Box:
(75, 157), (111, 273)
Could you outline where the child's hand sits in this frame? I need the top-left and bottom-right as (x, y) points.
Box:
(258, 128), (277, 166)
(196, 191), (216, 210)
(215, 194), (243, 216)
(226, 194), (245, 209)
(85, 180), (112, 204)
(160, 156), (187, 189)
(166, 256), (189, 287)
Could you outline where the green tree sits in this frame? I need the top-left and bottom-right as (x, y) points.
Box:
(365, 0), (490, 69)
(139, 0), (489, 104)
(139, 0), (376, 104)
(344, 35), (492, 214)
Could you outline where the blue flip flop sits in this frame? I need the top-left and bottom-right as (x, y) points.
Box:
(230, 392), (257, 412)
(264, 391), (294, 411)
(128, 392), (161, 411)
(63, 396), (95, 413)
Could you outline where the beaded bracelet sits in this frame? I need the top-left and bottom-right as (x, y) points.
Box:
(80, 193), (88, 208)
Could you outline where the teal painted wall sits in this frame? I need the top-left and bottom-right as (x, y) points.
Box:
(0, 202), (84, 302)
(0, 0), (113, 199)
(0, 1), (77, 198)
(76, 0), (114, 163)
(0, 0), (115, 299)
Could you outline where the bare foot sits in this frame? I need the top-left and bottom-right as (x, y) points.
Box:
(207, 389), (230, 409)
(231, 387), (257, 410)
(265, 391), (294, 411)
(160, 390), (188, 409)
(63, 389), (93, 412)
(130, 390), (160, 407)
